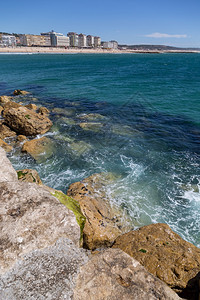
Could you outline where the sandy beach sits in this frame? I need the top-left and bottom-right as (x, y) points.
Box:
(0, 46), (199, 54)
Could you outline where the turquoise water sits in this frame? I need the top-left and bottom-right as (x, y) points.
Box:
(0, 53), (200, 246)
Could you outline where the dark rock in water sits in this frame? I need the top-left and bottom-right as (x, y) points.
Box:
(73, 248), (181, 300)
(17, 168), (43, 185)
(3, 105), (53, 136)
(67, 173), (131, 250)
(112, 223), (200, 299)
(0, 238), (89, 300)
(21, 137), (54, 162)
(13, 89), (29, 96)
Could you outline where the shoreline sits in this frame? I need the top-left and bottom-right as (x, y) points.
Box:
(0, 46), (200, 54)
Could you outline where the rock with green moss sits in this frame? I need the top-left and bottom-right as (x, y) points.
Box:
(17, 169), (43, 185)
(52, 190), (86, 246)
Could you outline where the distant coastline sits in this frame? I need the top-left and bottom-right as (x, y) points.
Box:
(0, 46), (200, 54)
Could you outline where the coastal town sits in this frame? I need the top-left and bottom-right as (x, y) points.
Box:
(0, 30), (118, 49)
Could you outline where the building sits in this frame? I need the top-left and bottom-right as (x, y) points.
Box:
(86, 35), (94, 47)
(78, 33), (87, 48)
(0, 35), (16, 47)
(94, 36), (101, 48)
(67, 32), (79, 47)
(48, 31), (69, 47)
(19, 34), (51, 46)
(102, 40), (118, 49)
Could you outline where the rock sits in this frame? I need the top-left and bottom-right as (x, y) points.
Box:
(68, 140), (92, 156)
(24, 103), (37, 110)
(73, 248), (181, 300)
(3, 106), (53, 136)
(2, 101), (21, 113)
(79, 122), (104, 132)
(0, 147), (18, 182)
(67, 173), (131, 250)
(0, 139), (13, 152)
(52, 107), (75, 117)
(112, 223), (200, 298)
(0, 106), (3, 115)
(0, 181), (80, 273)
(0, 238), (89, 300)
(79, 113), (106, 121)
(17, 169), (43, 185)
(0, 95), (12, 105)
(13, 89), (29, 96)
(112, 124), (140, 137)
(21, 137), (54, 163)
(38, 106), (50, 116)
(17, 135), (27, 142)
(0, 123), (16, 139)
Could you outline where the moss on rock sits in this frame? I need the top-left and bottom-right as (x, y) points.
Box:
(52, 191), (86, 246)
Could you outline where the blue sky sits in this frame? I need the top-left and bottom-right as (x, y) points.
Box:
(1, 0), (200, 47)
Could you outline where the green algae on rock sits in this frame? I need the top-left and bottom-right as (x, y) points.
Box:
(52, 191), (86, 246)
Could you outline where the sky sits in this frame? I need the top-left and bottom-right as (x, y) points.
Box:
(1, 0), (200, 47)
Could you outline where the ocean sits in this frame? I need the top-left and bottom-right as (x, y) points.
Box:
(0, 53), (199, 247)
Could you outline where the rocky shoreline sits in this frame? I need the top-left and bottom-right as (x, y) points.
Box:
(0, 90), (200, 299)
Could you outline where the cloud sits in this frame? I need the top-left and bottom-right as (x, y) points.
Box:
(145, 32), (187, 38)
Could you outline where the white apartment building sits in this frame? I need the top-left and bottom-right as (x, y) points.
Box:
(67, 32), (79, 47)
(94, 36), (101, 48)
(102, 40), (118, 49)
(0, 35), (16, 47)
(86, 35), (94, 47)
(78, 34), (87, 48)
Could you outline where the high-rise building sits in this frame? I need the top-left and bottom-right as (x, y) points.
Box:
(67, 32), (79, 47)
(78, 33), (87, 48)
(86, 35), (94, 47)
(94, 36), (101, 48)
(46, 31), (69, 47)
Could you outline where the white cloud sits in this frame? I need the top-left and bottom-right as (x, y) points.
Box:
(145, 32), (187, 38)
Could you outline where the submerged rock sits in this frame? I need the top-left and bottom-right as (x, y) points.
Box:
(112, 124), (140, 137)
(68, 140), (92, 156)
(112, 223), (200, 299)
(73, 248), (181, 300)
(21, 137), (54, 163)
(13, 89), (29, 96)
(52, 107), (75, 117)
(3, 105), (53, 136)
(0, 138), (13, 152)
(0, 238), (89, 300)
(67, 173), (131, 250)
(79, 122), (104, 132)
(79, 113), (106, 121)
(17, 169), (43, 185)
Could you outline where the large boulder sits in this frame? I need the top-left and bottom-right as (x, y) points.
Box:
(67, 173), (131, 250)
(0, 181), (80, 273)
(0, 238), (89, 300)
(73, 248), (181, 300)
(0, 147), (17, 182)
(13, 89), (29, 96)
(112, 223), (200, 298)
(3, 106), (52, 136)
(21, 137), (54, 162)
